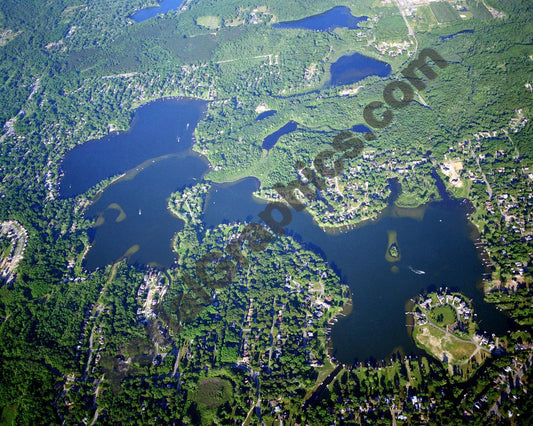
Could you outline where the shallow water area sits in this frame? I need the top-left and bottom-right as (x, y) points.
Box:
(59, 98), (205, 198)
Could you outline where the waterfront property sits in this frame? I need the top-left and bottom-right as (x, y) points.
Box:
(409, 289), (494, 379)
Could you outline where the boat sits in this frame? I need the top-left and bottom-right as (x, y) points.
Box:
(409, 266), (425, 275)
(139, 209), (142, 215)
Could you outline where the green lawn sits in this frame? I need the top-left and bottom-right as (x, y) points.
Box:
(197, 15), (221, 30)
(466, 0), (493, 19)
(374, 14), (408, 39)
(430, 2), (461, 23)
(428, 304), (457, 326)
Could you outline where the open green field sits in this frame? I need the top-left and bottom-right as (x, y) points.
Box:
(373, 14), (408, 39)
(0, 404), (17, 426)
(197, 15), (221, 30)
(428, 304), (457, 326)
(414, 324), (477, 364)
(195, 377), (233, 409)
(414, 5), (439, 29)
(430, 2), (461, 23)
(466, 0), (493, 19)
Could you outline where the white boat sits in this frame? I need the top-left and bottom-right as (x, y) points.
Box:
(409, 266), (425, 275)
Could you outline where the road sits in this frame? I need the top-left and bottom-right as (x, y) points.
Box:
(83, 262), (119, 380)
(393, 0), (419, 56)
(425, 316), (491, 356)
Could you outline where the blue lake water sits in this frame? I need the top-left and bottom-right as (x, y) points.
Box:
(256, 110), (277, 121)
(85, 154), (207, 269)
(351, 124), (372, 133)
(262, 120), (298, 150)
(440, 29), (474, 40)
(59, 98), (205, 198)
(273, 6), (367, 31)
(60, 99), (208, 269)
(62, 99), (513, 362)
(201, 177), (513, 363)
(131, 0), (184, 23)
(329, 52), (391, 87)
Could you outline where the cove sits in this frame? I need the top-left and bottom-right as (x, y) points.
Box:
(59, 98), (205, 198)
(84, 154), (207, 270)
(59, 98), (209, 269)
(329, 52), (391, 87)
(273, 6), (367, 31)
(201, 178), (514, 363)
(130, 0), (184, 23)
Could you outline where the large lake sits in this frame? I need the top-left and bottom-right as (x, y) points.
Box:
(273, 6), (367, 31)
(60, 99), (209, 269)
(61, 99), (513, 362)
(203, 178), (514, 363)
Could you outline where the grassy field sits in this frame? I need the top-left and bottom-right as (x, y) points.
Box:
(428, 304), (457, 326)
(197, 15), (221, 30)
(195, 377), (233, 409)
(466, 0), (493, 19)
(413, 5), (439, 29)
(0, 404), (17, 426)
(430, 1), (461, 23)
(414, 324), (477, 365)
(373, 14), (408, 39)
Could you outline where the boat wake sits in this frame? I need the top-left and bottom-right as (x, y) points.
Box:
(409, 266), (426, 275)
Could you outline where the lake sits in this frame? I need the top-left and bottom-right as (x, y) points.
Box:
(59, 98), (206, 198)
(200, 177), (514, 363)
(440, 29), (474, 40)
(262, 121), (298, 150)
(84, 154), (207, 270)
(59, 98), (209, 268)
(256, 110), (277, 121)
(329, 52), (391, 87)
(273, 6), (367, 31)
(131, 0), (184, 23)
(63, 99), (513, 362)
(272, 8), (390, 88)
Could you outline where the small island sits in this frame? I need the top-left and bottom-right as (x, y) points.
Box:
(168, 182), (210, 225)
(408, 290), (495, 380)
(385, 229), (401, 262)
